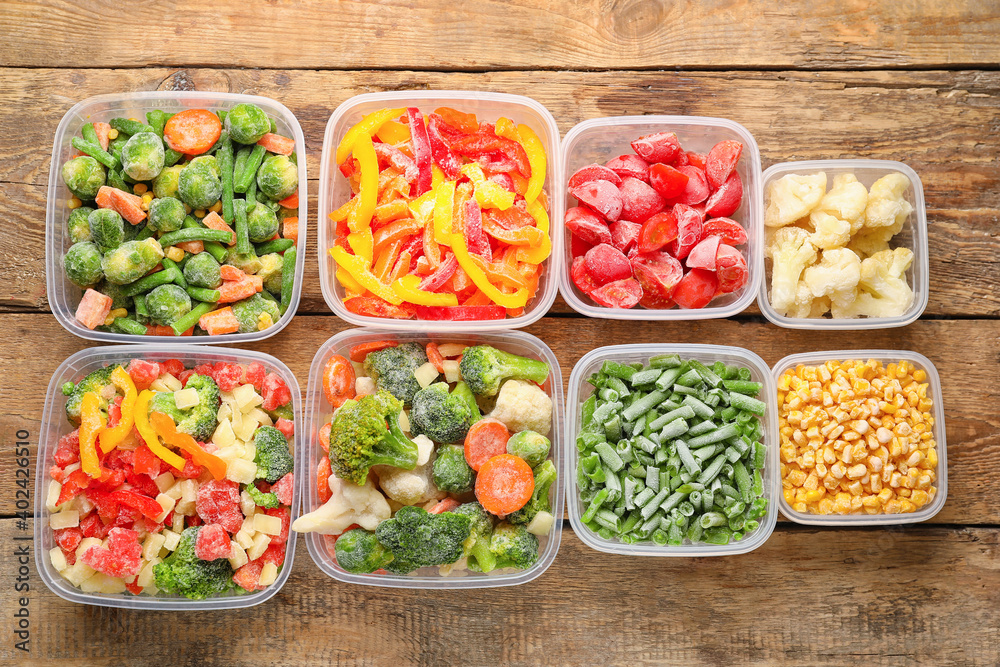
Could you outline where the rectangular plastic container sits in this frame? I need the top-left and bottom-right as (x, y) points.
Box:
(772, 349), (947, 525)
(757, 159), (928, 329)
(565, 344), (778, 557)
(301, 328), (564, 588)
(34, 344), (303, 610)
(46, 91), (308, 344)
(559, 116), (763, 320)
(317, 91), (562, 330)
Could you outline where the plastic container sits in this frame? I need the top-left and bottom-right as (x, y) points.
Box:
(317, 91), (562, 330)
(559, 115), (763, 320)
(301, 328), (564, 588)
(565, 344), (778, 557)
(757, 159), (928, 329)
(772, 349), (947, 525)
(34, 344), (303, 610)
(46, 91), (308, 344)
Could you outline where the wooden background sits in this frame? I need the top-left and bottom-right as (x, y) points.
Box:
(2, 2), (999, 665)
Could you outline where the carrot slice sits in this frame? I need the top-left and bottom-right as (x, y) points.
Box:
(93, 122), (111, 151)
(426, 342), (445, 374)
(317, 457), (333, 503)
(96, 186), (146, 224)
(322, 355), (356, 408)
(282, 217), (299, 243)
(163, 109), (222, 155)
(257, 133), (295, 156)
(75, 288), (112, 330)
(464, 418), (510, 471)
(145, 324), (175, 336)
(318, 422), (332, 454)
(201, 211), (236, 244)
(176, 240), (204, 254)
(349, 340), (398, 363)
(278, 192), (299, 209)
(428, 498), (462, 514)
(217, 278), (257, 303)
(475, 454), (535, 516)
(220, 265), (246, 282)
(198, 306), (239, 335)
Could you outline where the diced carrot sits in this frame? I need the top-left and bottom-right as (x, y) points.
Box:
(257, 133), (295, 156)
(75, 288), (112, 330)
(464, 418), (511, 472)
(248, 275), (263, 292)
(282, 217), (299, 244)
(278, 192), (299, 209)
(96, 186), (147, 224)
(198, 306), (239, 335)
(318, 422), (332, 454)
(322, 355), (356, 408)
(217, 278), (258, 303)
(317, 457), (333, 503)
(164, 109), (222, 155)
(475, 454), (534, 516)
(220, 265), (245, 281)
(349, 340), (398, 363)
(93, 122), (111, 151)
(145, 324), (174, 336)
(428, 498), (462, 515)
(201, 211), (236, 244)
(426, 342), (445, 374)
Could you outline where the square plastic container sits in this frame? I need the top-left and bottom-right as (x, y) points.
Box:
(34, 344), (303, 610)
(46, 91), (308, 344)
(317, 91), (562, 330)
(757, 160), (928, 329)
(301, 328), (564, 588)
(565, 344), (778, 557)
(772, 349), (947, 525)
(559, 116), (763, 320)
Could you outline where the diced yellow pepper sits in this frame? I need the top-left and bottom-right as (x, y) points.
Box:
(375, 120), (411, 145)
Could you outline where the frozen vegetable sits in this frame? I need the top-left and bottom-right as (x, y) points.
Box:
(246, 204), (279, 243)
(458, 344), (550, 397)
(145, 284), (192, 325)
(146, 371), (219, 442)
(62, 156), (106, 200)
(67, 206), (95, 243)
(409, 382), (477, 444)
(178, 156), (223, 210)
(146, 196), (186, 233)
(363, 342), (427, 405)
(121, 131), (165, 181)
(102, 238), (165, 285)
(374, 505), (471, 574)
(88, 208), (125, 253)
(432, 444), (475, 494)
(225, 103), (270, 145)
(63, 242), (104, 287)
(333, 528), (395, 574)
(327, 390), (419, 486)
(183, 252), (222, 289)
(256, 155), (298, 201)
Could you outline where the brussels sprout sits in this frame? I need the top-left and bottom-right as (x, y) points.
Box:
(101, 238), (164, 285)
(96, 280), (133, 310)
(231, 293), (280, 334)
(63, 242), (104, 287)
(246, 204), (279, 243)
(178, 156), (222, 209)
(122, 221), (146, 243)
(62, 156), (106, 200)
(88, 208), (125, 253)
(225, 103), (270, 144)
(152, 164), (184, 199)
(67, 206), (95, 243)
(256, 155), (298, 201)
(146, 284), (191, 325)
(147, 197), (186, 232)
(257, 253), (283, 294)
(224, 247), (262, 275)
(121, 132), (165, 181)
(183, 252), (222, 289)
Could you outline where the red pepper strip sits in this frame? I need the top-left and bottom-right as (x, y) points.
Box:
(350, 340), (398, 363)
(463, 200), (491, 260)
(374, 217), (424, 257)
(343, 295), (416, 319)
(427, 115), (462, 180)
(406, 108), (433, 196)
(56, 469), (92, 506)
(414, 304), (507, 321)
(372, 142), (418, 183)
(434, 107), (479, 133)
(419, 253), (458, 292)
(450, 125), (531, 178)
(398, 235), (424, 263)
(110, 489), (164, 521)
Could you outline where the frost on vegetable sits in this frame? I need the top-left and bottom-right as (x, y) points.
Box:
(178, 156), (222, 209)
(101, 238), (164, 285)
(816, 173), (868, 233)
(183, 252), (222, 289)
(88, 208), (125, 253)
(63, 241), (104, 287)
(764, 172), (827, 228)
(62, 156), (106, 200)
(147, 196), (186, 233)
(246, 204), (279, 243)
(145, 284), (192, 325)
(489, 379), (553, 436)
(121, 131), (165, 181)
(256, 155), (298, 201)
(67, 206), (95, 243)
(152, 164), (183, 199)
(865, 173), (913, 231)
(225, 103), (270, 144)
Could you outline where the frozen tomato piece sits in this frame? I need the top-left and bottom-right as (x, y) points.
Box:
(102, 448), (133, 472)
(160, 359), (184, 377)
(619, 177), (665, 224)
(716, 245), (749, 294)
(649, 163), (690, 200)
(676, 166), (710, 205)
(195, 524), (232, 561)
(262, 372), (292, 411)
(590, 278), (642, 309)
(569, 180), (623, 222)
(704, 171), (743, 218)
(168, 451), (203, 479)
(637, 211), (679, 254)
(264, 506), (291, 545)
(260, 542), (286, 568)
(196, 479), (243, 534)
(639, 290), (675, 310)
(673, 269), (719, 309)
(54, 429), (81, 467)
(630, 132), (682, 164)
(584, 243), (633, 286)
(631, 251), (683, 300)
(609, 220), (641, 254)
(568, 163), (622, 189)
(686, 152), (708, 169)
(193, 363), (214, 378)
(706, 140), (743, 189)
(564, 206), (612, 246)
(674, 150), (689, 167)
(178, 369), (195, 387)
(271, 473), (294, 506)
(604, 154), (650, 182)
(233, 559), (264, 592)
(81, 527), (142, 578)
(81, 513), (112, 539)
(703, 217), (748, 246)
(132, 444), (161, 478)
(685, 235), (722, 271)
(107, 395), (123, 428)
(666, 204), (704, 260)
(275, 418), (294, 440)
(213, 363), (243, 392)
(50, 466), (68, 483)
(569, 232), (593, 258)
(246, 361), (266, 390)
(571, 256), (600, 294)
(54, 527), (83, 553)
(125, 580), (143, 596)
(126, 359), (160, 391)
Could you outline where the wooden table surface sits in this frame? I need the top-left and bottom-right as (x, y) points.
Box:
(2, 2), (999, 665)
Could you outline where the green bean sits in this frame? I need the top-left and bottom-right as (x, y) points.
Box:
(204, 240), (229, 264)
(170, 301), (214, 336)
(107, 168), (129, 191)
(581, 488), (609, 523)
(158, 228), (234, 247)
(71, 137), (118, 169)
(245, 174), (257, 212)
(218, 131), (235, 223)
(185, 286), (220, 303)
(123, 267), (180, 297)
(133, 294), (149, 320)
(234, 144), (266, 193)
(729, 392), (767, 416)
(600, 360), (637, 381)
(256, 238), (294, 255)
(723, 379), (763, 395)
(162, 257), (187, 289)
(81, 123), (100, 145)
(279, 247), (296, 315)
(111, 317), (147, 336)
(110, 118), (154, 136)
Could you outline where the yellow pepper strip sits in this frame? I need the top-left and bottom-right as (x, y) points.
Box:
(375, 119), (411, 145)
(433, 180), (456, 246)
(330, 246), (403, 305)
(347, 228), (374, 264)
(515, 199), (551, 264)
(495, 121), (546, 204)
(459, 163), (515, 211)
(133, 390), (186, 471)
(495, 117), (517, 138)
(98, 366), (137, 454)
(450, 232), (528, 308)
(391, 274), (459, 307)
(328, 198), (357, 224)
(348, 134), (379, 236)
(336, 107), (405, 165)
(150, 412), (228, 481)
(78, 392), (106, 478)
(336, 265), (365, 295)
(408, 188), (436, 222)
(431, 165), (445, 189)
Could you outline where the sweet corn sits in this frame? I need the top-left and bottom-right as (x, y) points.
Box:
(165, 246), (185, 262)
(133, 183), (148, 194)
(209, 200), (223, 213)
(108, 128), (119, 140)
(68, 197), (82, 210)
(194, 209), (207, 218)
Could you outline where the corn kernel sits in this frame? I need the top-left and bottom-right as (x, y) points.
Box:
(210, 200), (223, 213)
(257, 311), (274, 331)
(165, 246), (186, 262)
(184, 203), (193, 213)
(194, 209), (207, 218)
(108, 128), (119, 140)
(133, 183), (148, 194)
(67, 197), (82, 210)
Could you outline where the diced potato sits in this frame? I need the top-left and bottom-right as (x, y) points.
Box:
(142, 532), (166, 561)
(253, 513), (282, 536)
(241, 514), (257, 534)
(75, 537), (102, 559)
(164, 479), (185, 501)
(242, 442), (257, 462)
(526, 510), (554, 536)
(216, 444), (244, 461)
(162, 373), (183, 391)
(180, 479), (198, 503)
(248, 407), (272, 427)
(49, 546), (68, 572)
(45, 480), (62, 512)
(235, 529), (254, 550)
(217, 402), (233, 423)
(226, 458), (258, 485)
(235, 415), (258, 442)
(61, 560), (96, 586)
(154, 494), (176, 523)
(136, 558), (161, 588)
(437, 343), (467, 357)
(234, 383), (263, 413)
(212, 419), (236, 449)
(80, 572), (126, 594)
(414, 362), (439, 389)
(442, 359), (461, 383)
(355, 376), (376, 397)
(50, 510), (80, 530)
(171, 512), (185, 533)
(240, 490), (256, 517)
(247, 532), (271, 561)
(174, 499), (195, 516)
(398, 410), (410, 433)
(258, 562), (278, 587)
(73, 494), (95, 516)
(173, 387), (199, 410)
(228, 542), (249, 570)
(64, 462), (82, 475)
(154, 471), (176, 494)
(229, 402), (244, 435)
(149, 378), (171, 392)
(162, 530), (181, 551)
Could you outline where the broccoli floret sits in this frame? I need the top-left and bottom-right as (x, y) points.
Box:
(230, 293), (281, 334)
(363, 343), (427, 405)
(506, 459), (557, 526)
(410, 382), (476, 444)
(334, 527), (395, 574)
(374, 505), (471, 574)
(65, 365), (119, 426)
(454, 502), (498, 573)
(147, 373), (219, 442)
(328, 390), (419, 486)
(252, 425), (294, 483)
(153, 527), (233, 600)
(458, 345), (550, 397)
(432, 444), (475, 494)
(489, 521), (539, 570)
(245, 483), (279, 509)
(506, 430), (551, 468)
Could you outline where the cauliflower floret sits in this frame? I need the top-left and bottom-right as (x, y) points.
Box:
(808, 211), (852, 250)
(373, 453), (444, 506)
(767, 226), (818, 314)
(810, 295), (832, 318)
(412, 433), (434, 466)
(864, 173), (913, 229)
(765, 173), (827, 227)
(784, 281), (817, 319)
(837, 247), (914, 318)
(847, 226), (894, 259)
(802, 248), (862, 313)
(291, 474), (391, 535)
(488, 379), (553, 436)
(817, 173), (868, 233)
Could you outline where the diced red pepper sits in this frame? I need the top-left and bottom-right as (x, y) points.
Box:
(246, 362), (266, 390)
(262, 373), (292, 411)
(275, 418), (295, 440)
(126, 359), (160, 391)
(111, 489), (164, 521)
(54, 429), (81, 467)
(56, 469), (92, 506)
(463, 200), (491, 260)
(413, 304), (507, 320)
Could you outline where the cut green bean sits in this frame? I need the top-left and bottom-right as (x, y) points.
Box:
(162, 257), (187, 289)
(185, 286), (220, 303)
(218, 131), (235, 223)
(71, 137), (118, 169)
(159, 228), (234, 247)
(170, 301), (214, 336)
(234, 144), (266, 193)
(109, 118), (153, 136)
(111, 317), (147, 336)
(204, 241), (229, 264)
(234, 198), (251, 254)
(279, 246), (296, 315)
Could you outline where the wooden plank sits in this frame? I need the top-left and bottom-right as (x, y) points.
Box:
(2, 314), (997, 523)
(2, 68), (999, 315)
(2, 1), (999, 71)
(3, 518), (999, 665)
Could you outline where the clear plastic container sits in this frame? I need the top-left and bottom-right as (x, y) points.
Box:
(565, 344), (778, 557)
(558, 116), (763, 320)
(772, 349), (947, 526)
(757, 160), (928, 329)
(317, 91), (562, 330)
(34, 344), (303, 609)
(301, 328), (564, 588)
(46, 91), (308, 344)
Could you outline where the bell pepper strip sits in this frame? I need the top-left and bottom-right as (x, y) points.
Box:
(347, 228), (374, 264)
(373, 239), (403, 284)
(347, 133), (379, 238)
(376, 119), (411, 145)
(373, 142), (418, 183)
(336, 265), (365, 295)
(482, 217), (545, 246)
(470, 256), (528, 289)
(427, 114), (463, 179)
(515, 199), (552, 264)
(57, 469), (92, 506)
(419, 252), (458, 291)
(133, 390), (186, 471)
(389, 250), (412, 283)
(336, 107), (405, 164)
(329, 198), (357, 224)
(78, 392), (106, 478)
(111, 489), (167, 521)
(150, 411), (227, 481)
(374, 217), (424, 256)
(330, 246), (403, 305)
(459, 163), (515, 210)
(414, 304), (507, 320)
(435, 107), (479, 133)
(374, 199), (411, 225)
(98, 367), (138, 454)
(433, 180), (456, 246)
(422, 216), (442, 268)
(463, 199), (492, 259)
(450, 231), (528, 308)
(391, 274), (459, 307)
(463, 289), (493, 306)
(343, 295), (416, 319)
(408, 188), (437, 222)
(495, 120), (546, 204)
(405, 108), (433, 196)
